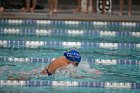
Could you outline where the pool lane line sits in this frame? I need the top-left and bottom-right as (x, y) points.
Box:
(0, 19), (139, 27)
(0, 57), (139, 65)
(0, 80), (140, 89)
(0, 40), (140, 49)
(1, 28), (140, 38)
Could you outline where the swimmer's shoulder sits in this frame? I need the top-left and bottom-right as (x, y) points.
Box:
(54, 56), (66, 61)
(54, 56), (68, 65)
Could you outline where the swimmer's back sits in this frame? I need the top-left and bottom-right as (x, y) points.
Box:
(47, 56), (70, 74)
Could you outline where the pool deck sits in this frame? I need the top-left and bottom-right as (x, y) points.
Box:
(0, 9), (140, 22)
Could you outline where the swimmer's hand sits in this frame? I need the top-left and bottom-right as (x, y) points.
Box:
(90, 70), (103, 75)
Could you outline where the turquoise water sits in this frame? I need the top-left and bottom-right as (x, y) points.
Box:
(1, 86), (140, 93)
(0, 19), (140, 93)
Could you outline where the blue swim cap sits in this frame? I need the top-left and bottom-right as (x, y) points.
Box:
(64, 50), (81, 63)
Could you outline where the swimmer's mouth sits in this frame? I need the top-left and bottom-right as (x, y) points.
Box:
(74, 62), (79, 67)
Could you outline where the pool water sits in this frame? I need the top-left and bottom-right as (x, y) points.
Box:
(0, 19), (140, 93)
(1, 86), (140, 93)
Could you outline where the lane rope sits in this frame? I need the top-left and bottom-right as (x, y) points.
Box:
(0, 57), (139, 65)
(0, 40), (139, 49)
(0, 80), (140, 89)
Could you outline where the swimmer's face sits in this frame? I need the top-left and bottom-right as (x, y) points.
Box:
(71, 62), (79, 67)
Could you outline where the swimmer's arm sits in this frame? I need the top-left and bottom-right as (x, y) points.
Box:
(69, 72), (90, 79)
(69, 69), (84, 78)
(88, 69), (103, 75)
(8, 68), (44, 81)
(8, 72), (34, 81)
(41, 66), (48, 75)
(69, 72), (81, 78)
(70, 70), (102, 79)
(81, 66), (103, 75)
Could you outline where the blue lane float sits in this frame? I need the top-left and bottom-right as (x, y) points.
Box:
(0, 20), (139, 31)
(0, 40), (140, 49)
(1, 28), (140, 38)
(0, 80), (140, 89)
(0, 19), (139, 26)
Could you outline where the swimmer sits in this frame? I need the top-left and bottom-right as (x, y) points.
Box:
(42, 49), (102, 77)
(8, 50), (81, 80)
(41, 50), (81, 76)
(8, 50), (102, 80)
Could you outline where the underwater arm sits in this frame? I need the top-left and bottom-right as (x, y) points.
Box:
(8, 67), (44, 80)
(88, 69), (103, 74)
